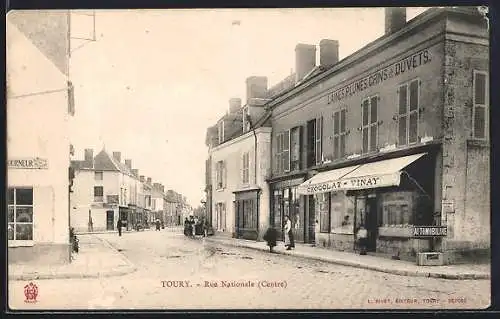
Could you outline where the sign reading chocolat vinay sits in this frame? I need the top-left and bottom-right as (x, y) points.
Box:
(327, 48), (432, 104)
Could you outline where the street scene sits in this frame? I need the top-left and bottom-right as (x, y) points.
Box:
(7, 6), (491, 311)
(8, 230), (490, 309)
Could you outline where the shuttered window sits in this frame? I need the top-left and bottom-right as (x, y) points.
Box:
(473, 70), (488, 139)
(398, 79), (420, 146)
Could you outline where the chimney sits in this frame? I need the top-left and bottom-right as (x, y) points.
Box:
(246, 76), (268, 103)
(295, 43), (317, 82)
(385, 7), (407, 35)
(112, 152), (121, 162)
(132, 169), (139, 177)
(84, 148), (94, 168)
(147, 177), (152, 184)
(229, 98), (242, 113)
(140, 175), (145, 182)
(125, 159), (132, 169)
(319, 39), (339, 67)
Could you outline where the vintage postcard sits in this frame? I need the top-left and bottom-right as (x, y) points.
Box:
(6, 7), (491, 310)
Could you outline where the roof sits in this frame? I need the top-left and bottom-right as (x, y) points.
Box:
(94, 149), (134, 177)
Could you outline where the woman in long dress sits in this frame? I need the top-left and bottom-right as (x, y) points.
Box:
(284, 215), (293, 250)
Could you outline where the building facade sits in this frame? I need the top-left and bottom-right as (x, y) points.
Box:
(267, 7), (489, 264)
(7, 11), (73, 264)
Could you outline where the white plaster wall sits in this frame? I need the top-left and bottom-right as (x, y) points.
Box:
(7, 20), (70, 245)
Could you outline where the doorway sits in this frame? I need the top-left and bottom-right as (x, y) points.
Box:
(106, 210), (114, 230)
(307, 195), (315, 244)
(365, 196), (378, 252)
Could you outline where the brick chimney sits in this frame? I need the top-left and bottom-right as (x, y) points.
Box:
(140, 175), (145, 182)
(229, 98), (242, 114)
(147, 177), (152, 184)
(319, 39), (339, 67)
(125, 159), (132, 169)
(295, 43), (316, 82)
(132, 169), (139, 177)
(84, 148), (94, 168)
(246, 76), (268, 103)
(385, 7), (407, 35)
(112, 152), (121, 162)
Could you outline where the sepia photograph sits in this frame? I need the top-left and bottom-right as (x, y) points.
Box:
(6, 6), (491, 310)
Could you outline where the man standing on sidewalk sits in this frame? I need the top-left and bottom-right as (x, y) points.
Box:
(117, 219), (123, 237)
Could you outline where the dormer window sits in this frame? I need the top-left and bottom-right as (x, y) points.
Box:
(242, 106), (251, 133)
(218, 120), (225, 144)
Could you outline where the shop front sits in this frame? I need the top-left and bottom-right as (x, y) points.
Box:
(269, 176), (315, 244)
(234, 188), (260, 240)
(298, 151), (445, 261)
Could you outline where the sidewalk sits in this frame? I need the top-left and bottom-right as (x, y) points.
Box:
(205, 236), (490, 280)
(9, 234), (137, 281)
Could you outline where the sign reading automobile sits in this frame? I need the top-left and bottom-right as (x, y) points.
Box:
(327, 48), (432, 104)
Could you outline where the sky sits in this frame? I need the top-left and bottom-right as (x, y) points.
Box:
(68, 7), (430, 207)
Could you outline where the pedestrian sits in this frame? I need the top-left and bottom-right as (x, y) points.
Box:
(357, 225), (368, 255)
(155, 218), (161, 231)
(117, 219), (123, 237)
(284, 215), (294, 250)
(189, 215), (196, 237)
(183, 217), (190, 236)
(263, 226), (277, 253)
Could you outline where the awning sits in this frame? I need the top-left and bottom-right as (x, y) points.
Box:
(297, 153), (427, 195)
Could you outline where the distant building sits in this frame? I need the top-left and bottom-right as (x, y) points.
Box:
(7, 11), (73, 265)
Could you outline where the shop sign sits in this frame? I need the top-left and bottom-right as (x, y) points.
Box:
(412, 226), (447, 237)
(298, 173), (400, 195)
(442, 200), (455, 213)
(8, 157), (48, 169)
(327, 48), (432, 104)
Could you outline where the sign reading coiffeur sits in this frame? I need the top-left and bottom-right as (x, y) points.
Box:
(8, 158), (48, 169)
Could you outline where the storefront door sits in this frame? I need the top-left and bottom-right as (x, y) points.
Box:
(106, 210), (114, 230)
(365, 196), (378, 252)
(307, 195), (315, 243)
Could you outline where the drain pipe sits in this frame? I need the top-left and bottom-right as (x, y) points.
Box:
(246, 114), (260, 239)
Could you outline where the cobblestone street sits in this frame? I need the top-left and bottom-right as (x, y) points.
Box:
(9, 231), (490, 310)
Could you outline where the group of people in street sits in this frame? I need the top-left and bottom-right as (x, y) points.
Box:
(116, 218), (166, 236)
(263, 215), (295, 252)
(184, 215), (209, 238)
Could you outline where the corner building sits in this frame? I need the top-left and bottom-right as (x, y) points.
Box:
(267, 7), (489, 264)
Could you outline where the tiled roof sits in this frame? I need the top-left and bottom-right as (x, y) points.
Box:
(94, 150), (120, 171)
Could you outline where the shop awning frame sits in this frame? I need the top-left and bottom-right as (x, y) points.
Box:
(297, 153), (427, 195)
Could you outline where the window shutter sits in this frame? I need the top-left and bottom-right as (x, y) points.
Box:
(283, 130), (290, 172)
(223, 161), (227, 188)
(315, 117), (323, 165)
(298, 126), (303, 170)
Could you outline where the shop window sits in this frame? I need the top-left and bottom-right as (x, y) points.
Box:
(94, 186), (104, 202)
(361, 95), (379, 153)
(241, 152), (250, 184)
(398, 79), (420, 146)
(272, 190), (282, 228)
(330, 193), (354, 234)
(333, 109), (347, 159)
(472, 70), (489, 139)
(242, 199), (257, 229)
(95, 171), (103, 181)
(317, 193), (330, 233)
(290, 126), (302, 171)
(8, 188), (34, 241)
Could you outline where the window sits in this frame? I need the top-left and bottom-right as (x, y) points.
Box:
(282, 131), (290, 172)
(216, 161), (225, 189)
(242, 106), (251, 133)
(290, 126), (302, 171)
(8, 188), (34, 241)
(218, 120), (225, 144)
(398, 79), (420, 146)
(94, 186), (104, 202)
(216, 202), (226, 231)
(242, 199), (257, 229)
(95, 171), (103, 181)
(333, 109), (347, 159)
(242, 152), (250, 184)
(473, 70), (489, 139)
(315, 117), (323, 165)
(361, 96), (379, 153)
(317, 193), (330, 233)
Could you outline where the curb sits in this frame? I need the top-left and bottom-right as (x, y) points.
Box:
(205, 238), (490, 280)
(9, 235), (137, 281)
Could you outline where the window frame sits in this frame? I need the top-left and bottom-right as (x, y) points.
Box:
(242, 152), (250, 184)
(289, 126), (302, 171)
(315, 117), (323, 165)
(282, 130), (291, 172)
(216, 160), (224, 190)
(95, 171), (103, 181)
(333, 108), (348, 159)
(8, 187), (34, 245)
(472, 70), (489, 140)
(361, 95), (379, 153)
(94, 186), (104, 202)
(397, 78), (420, 146)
